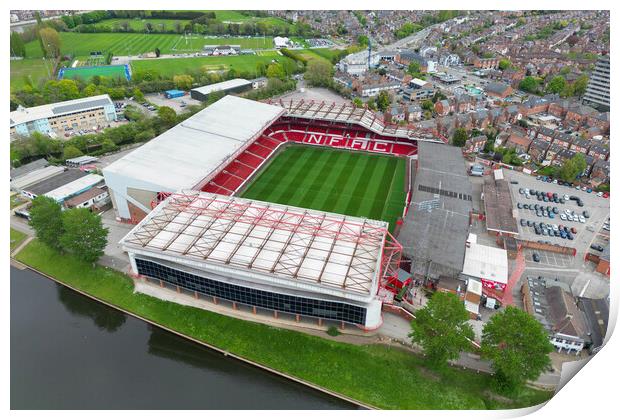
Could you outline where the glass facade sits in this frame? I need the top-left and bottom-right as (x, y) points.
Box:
(135, 258), (367, 325)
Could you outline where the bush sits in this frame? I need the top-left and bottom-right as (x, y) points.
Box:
(327, 326), (340, 336)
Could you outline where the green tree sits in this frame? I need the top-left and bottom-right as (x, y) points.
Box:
(421, 99), (434, 111)
(173, 74), (194, 90)
(546, 75), (566, 94)
(409, 292), (474, 366)
(498, 59), (511, 71)
(352, 97), (363, 108)
(558, 153), (587, 182)
(63, 144), (83, 159)
(29, 196), (64, 250)
(266, 63), (285, 80)
(481, 307), (554, 391)
(157, 106), (177, 127)
(573, 74), (589, 97)
(357, 35), (369, 46)
(60, 208), (108, 265)
(304, 59), (334, 87)
(519, 76), (540, 94)
(376, 91), (391, 112)
(132, 87), (145, 103)
(452, 128), (468, 147)
(407, 61), (421, 76)
(39, 27), (62, 58)
(10, 31), (26, 57)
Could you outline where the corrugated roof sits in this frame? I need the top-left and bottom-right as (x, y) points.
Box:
(191, 79), (252, 96)
(23, 169), (88, 196)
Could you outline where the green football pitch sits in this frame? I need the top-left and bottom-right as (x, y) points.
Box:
(239, 145), (407, 231)
(60, 65), (128, 81)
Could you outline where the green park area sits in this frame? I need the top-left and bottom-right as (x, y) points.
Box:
(15, 238), (552, 410)
(131, 52), (289, 78)
(10, 58), (54, 90)
(10, 228), (27, 252)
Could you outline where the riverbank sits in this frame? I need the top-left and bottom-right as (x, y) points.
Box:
(14, 239), (553, 410)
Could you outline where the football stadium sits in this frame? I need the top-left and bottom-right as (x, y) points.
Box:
(105, 95), (441, 331)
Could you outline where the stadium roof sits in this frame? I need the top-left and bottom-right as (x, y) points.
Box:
(191, 79), (252, 96)
(483, 178), (519, 235)
(103, 96), (284, 192)
(270, 99), (442, 142)
(10, 95), (113, 127)
(398, 142), (474, 277)
(121, 192), (388, 301)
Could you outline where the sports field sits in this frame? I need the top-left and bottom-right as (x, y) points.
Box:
(240, 145), (407, 230)
(23, 32), (275, 59)
(131, 53), (291, 78)
(59, 64), (130, 81)
(10, 58), (52, 90)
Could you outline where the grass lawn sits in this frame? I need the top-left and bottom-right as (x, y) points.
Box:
(10, 58), (53, 90)
(131, 54), (291, 78)
(10, 228), (27, 252)
(10, 194), (27, 209)
(15, 239), (553, 409)
(240, 145), (407, 231)
(297, 49), (333, 65)
(24, 33), (276, 59)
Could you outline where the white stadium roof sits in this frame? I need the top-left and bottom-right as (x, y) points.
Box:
(103, 96), (284, 193)
(121, 192), (389, 300)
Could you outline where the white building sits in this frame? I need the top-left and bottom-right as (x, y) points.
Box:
(102, 96), (285, 222)
(461, 234), (508, 293)
(273, 36), (290, 49)
(338, 50), (380, 75)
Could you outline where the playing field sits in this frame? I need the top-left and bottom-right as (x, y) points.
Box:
(131, 53), (292, 78)
(23, 32), (275, 59)
(240, 145), (407, 230)
(59, 64), (130, 81)
(10, 58), (52, 90)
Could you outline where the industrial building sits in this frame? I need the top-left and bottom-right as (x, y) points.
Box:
(121, 192), (388, 329)
(19, 168), (103, 204)
(398, 141), (474, 281)
(190, 79), (253, 101)
(10, 94), (117, 139)
(482, 170), (519, 237)
(461, 233), (508, 295)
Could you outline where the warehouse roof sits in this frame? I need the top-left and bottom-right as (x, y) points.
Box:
(103, 96), (284, 192)
(10, 95), (113, 126)
(462, 242), (508, 285)
(398, 142), (474, 276)
(121, 192), (388, 300)
(44, 173), (104, 202)
(10, 158), (48, 180)
(483, 178), (519, 235)
(11, 166), (66, 191)
(191, 79), (252, 96)
(24, 169), (89, 196)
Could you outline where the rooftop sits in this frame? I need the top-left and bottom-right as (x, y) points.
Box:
(44, 173), (104, 202)
(483, 178), (519, 235)
(398, 142), (474, 276)
(103, 96), (284, 192)
(10, 158), (48, 180)
(121, 192), (389, 300)
(191, 79), (252, 96)
(462, 242), (508, 285)
(24, 169), (89, 196)
(10, 94), (113, 127)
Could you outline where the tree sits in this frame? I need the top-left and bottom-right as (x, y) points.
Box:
(266, 63), (285, 80)
(409, 292), (474, 366)
(10, 31), (26, 57)
(481, 307), (554, 391)
(376, 91), (391, 112)
(546, 75), (566, 94)
(60, 208), (108, 265)
(357, 35), (369, 46)
(519, 76), (540, 94)
(304, 59), (333, 87)
(452, 128), (468, 147)
(172, 74), (194, 90)
(573, 74), (589, 97)
(63, 144), (83, 159)
(558, 153), (587, 182)
(132, 87), (145, 103)
(157, 106), (177, 127)
(352, 97), (363, 108)
(421, 99), (434, 111)
(407, 61), (421, 76)
(29, 196), (64, 250)
(39, 27), (62, 58)
(498, 59), (511, 71)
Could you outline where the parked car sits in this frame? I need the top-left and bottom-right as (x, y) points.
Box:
(520, 219), (526, 227)
(571, 227), (577, 234)
(597, 192), (603, 197)
(511, 181), (519, 185)
(560, 230), (567, 239)
(591, 244), (604, 252)
(560, 214), (567, 221)
(583, 211), (590, 218)
(519, 188), (525, 194)
(517, 203), (523, 209)
(533, 253), (541, 262)
(578, 216), (586, 223)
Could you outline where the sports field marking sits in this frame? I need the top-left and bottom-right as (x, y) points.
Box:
(240, 145), (406, 230)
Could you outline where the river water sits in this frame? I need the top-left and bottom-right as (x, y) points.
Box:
(10, 266), (356, 409)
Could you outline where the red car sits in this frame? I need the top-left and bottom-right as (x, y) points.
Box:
(571, 227), (577, 234)
(603, 193), (610, 198)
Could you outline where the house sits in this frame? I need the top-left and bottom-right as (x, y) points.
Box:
(529, 139), (550, 163)
(565, 104), (597, 126)
(463, 135), (487, 154)
(485, 82), (513, 99)
(588, 144), (609, 161)
(552, 149), (576, 167)
(402, 87), (434, 102)
(396, 50), (437, 73)
(472, 109), (490, 129)
(536, 126), (556, 142)
(251, 77), (268, 90)
(552, 132), (573, 149)
(545, 143), (564, 164)
(472, 57), (500, 69)
(569, 137), (589, 154)
(504, 105), (521, 123)
(386, 105), (406, 123)
(406, 104), (423, 122)
(505, 130), (532, 154)
(586, 112), (610, 133)
(434, 99), (451, 116)
(590, 159), (610, 184)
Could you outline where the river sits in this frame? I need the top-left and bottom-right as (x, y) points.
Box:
(10, 266), (357, 409)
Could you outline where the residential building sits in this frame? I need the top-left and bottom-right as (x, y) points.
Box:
(582, 55), (610, 111)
